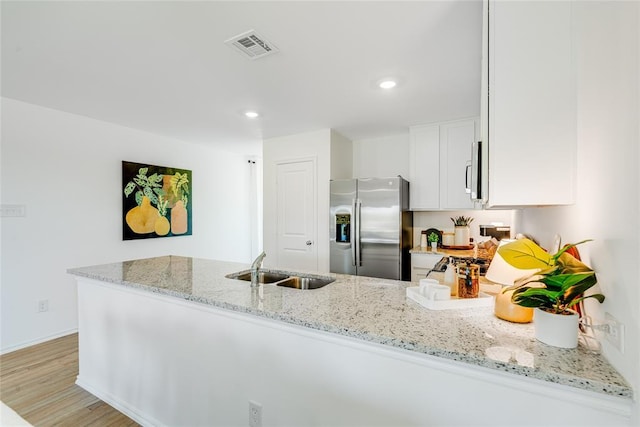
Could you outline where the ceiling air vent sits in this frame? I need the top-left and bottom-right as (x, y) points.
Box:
(224, 30), (279, 60)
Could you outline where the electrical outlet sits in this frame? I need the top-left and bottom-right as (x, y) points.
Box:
(605, 312), (624, 353)
(249, 400), (262, 427)
(38, 299), (49, 313)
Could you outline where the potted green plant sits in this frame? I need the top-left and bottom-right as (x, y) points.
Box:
(451, 216), (473, 246)
(498, 238), (605, 348)
(427, 231), (439, 253)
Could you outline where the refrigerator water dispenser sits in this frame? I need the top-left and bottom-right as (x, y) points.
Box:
(336, 214), (351, 243)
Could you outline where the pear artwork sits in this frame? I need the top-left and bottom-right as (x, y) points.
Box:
(122, 162), (191, 239)
(125, 196), (158, 234)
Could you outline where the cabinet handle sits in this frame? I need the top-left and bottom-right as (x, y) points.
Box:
(465, 162), (472, 194)
(306, 240), (312, 246)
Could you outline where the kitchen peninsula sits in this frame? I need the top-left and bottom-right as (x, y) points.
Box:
(68, 256), (633, 426)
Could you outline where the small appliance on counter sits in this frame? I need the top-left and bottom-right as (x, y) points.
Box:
(479, 225), (511, 241)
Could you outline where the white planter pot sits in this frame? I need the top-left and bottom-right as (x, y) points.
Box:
(454, 226), (470, 246)
(534, 308), (579, 348)
(430, 242), (438, 253)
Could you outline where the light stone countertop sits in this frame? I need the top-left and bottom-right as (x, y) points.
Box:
(68, 255), (632, 399)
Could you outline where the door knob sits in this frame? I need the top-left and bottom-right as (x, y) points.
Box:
(306, 240), (313, 246)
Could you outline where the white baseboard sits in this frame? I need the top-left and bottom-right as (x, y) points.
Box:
(75, 377), (161, 427)
(0, 328), (78, 355)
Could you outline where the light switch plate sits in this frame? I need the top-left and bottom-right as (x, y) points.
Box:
(0, 204), (26, 217)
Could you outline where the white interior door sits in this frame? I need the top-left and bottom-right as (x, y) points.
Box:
(276, 159), (317, 271)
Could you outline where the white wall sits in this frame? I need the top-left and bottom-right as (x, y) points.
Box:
(330, 130), (353, 180)
(353, 133), (409, 179)
(518, 2), (639, 422)
(413, 210), (517, 247)
(0, 98), (253, 353)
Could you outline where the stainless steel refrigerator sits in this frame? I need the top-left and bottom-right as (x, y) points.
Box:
(330, 177), (413, 281)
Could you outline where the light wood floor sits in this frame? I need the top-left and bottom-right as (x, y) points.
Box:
(1, 333), (138, 426)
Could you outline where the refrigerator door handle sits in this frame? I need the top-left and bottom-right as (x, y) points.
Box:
(355, 199), (362, 266)
(351, 199), (357, 266)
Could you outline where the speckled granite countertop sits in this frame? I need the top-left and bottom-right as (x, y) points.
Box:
(68, 255), (632, 399)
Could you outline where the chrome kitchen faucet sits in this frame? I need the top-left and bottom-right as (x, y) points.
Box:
(250, 251), (266, 287)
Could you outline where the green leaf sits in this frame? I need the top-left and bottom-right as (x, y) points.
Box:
(570, 293), (605, 308)
(512, 289), (556, 308)
(153, 187), (165, 196)
(551, 239), (592, 262)
(562, 273), (598, 304)
(556, 252), (593, 274)
(538, 272), (595, 292)
(135, 191), (143, 206)
(133, 176), (147, 187)
(498, 239), (552, 270)
(124, 181), (136, 197)
(143, 186), (158, 205)
(138, 167), (148, 176)
(148, 173), (164, 186)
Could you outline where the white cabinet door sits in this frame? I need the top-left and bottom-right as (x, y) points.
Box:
(410, 119), (478, 211)
(482, 0), (576, 207)
(439, 120), (477, 209)
(411, 253), (442, 282)
(409, 125), (440, 210)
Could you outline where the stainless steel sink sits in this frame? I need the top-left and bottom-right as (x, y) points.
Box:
(225, 270), (290, 284)
(276, 276), (334, 290)
(226, 269), (335, 290)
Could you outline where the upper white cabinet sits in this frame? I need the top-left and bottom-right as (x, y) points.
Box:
(439, 120), (478, 210)
(409, 118), (478, 211)
(478, 0), (576, 207)
(409, 124), (440, 210)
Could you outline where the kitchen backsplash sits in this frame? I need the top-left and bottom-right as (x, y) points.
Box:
(412, 210), (518, 247)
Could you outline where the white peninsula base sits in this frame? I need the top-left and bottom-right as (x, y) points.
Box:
(76, 278), (632, 426)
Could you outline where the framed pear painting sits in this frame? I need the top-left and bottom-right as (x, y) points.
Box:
(122, 161), (192, 240)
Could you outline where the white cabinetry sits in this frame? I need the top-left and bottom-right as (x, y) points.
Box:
(409, 118), (478, 211)
(411, 253), (442, 282)
(479, 0), (576, 207)
(439, 120), (478, 209)
(409, 124), (440, 210)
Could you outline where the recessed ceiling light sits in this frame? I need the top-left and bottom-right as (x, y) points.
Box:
(379, 79), (397, 89)
(245, 111), (259, 119)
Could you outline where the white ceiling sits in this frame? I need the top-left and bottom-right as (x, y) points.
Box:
(1, 1), (482, 155)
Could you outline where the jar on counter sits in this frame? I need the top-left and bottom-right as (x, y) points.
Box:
(444, 257), (457, 296)
(457, 263), (480, 298)
(442, 231), (454, 247)
(420, 230), (428, 248)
